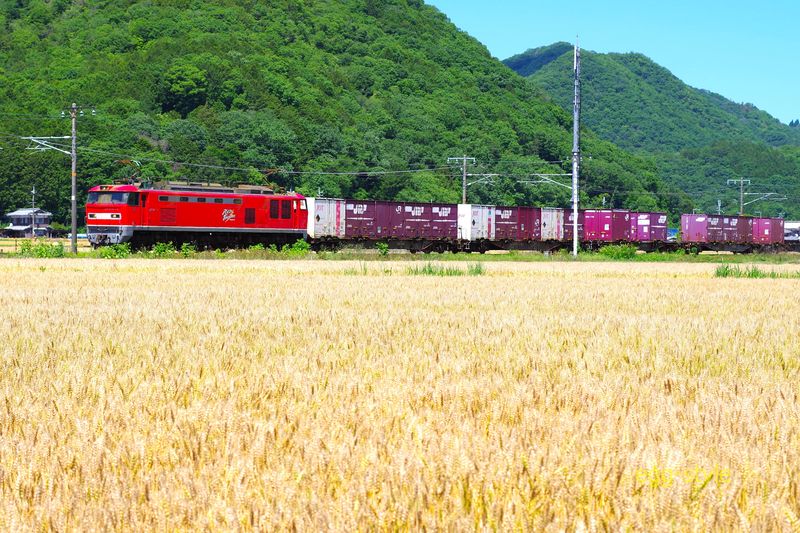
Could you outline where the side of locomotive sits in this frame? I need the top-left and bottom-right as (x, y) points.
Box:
(86, 182), (308, 248)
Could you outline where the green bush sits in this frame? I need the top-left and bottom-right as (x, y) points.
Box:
(18, 240), (65, 258)
(150, 242), (176, 258)
(282, 239), (311, 257)
(598, 244), (638, 260)
(97, 243), (131, 259)
(180, 242), (197, 258)
(376, 242), (389, 256)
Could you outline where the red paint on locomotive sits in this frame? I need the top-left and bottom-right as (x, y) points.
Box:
(86, 183), (307, 247)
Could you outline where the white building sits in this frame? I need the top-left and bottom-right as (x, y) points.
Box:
(5, 207), (53, 238)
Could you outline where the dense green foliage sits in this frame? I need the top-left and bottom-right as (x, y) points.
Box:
(504, 42), (572, 78)
(506, 44), (800, 152)
(505, 44), (800, 217)
(0, 0), (682, 224)
(655, 141), (800, 217)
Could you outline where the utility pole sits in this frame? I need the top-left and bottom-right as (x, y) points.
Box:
(727, 178), (750, 215)
(31, 186), (37, 238)
(23, 104), (93, 254)
(726, 178), (786, 214)
(571, 39), (581, 257)
(448, 155), (475, 203)
(69, 103), (78, 255)
(717, 199), (722, 215)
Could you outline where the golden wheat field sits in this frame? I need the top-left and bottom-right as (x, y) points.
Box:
(1, 258), (799, 531)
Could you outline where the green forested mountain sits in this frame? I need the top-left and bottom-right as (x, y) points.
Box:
(504, 44), (800, 218)
(656, 141), (800, 216)
(0, 0), (688, 224)
(505, 44), (800, 153)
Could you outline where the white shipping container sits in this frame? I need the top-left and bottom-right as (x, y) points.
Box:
(457, 204), (495, 241)
(306, 198), (346, 238)
(541, 208), (565, 240)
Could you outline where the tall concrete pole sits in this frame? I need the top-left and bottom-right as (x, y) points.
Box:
(462, 154), (467, 204)
(571, 41), (581, 257)
(70, 103), (77, 255)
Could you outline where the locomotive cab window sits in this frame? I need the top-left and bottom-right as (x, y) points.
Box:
(87, 192), (133, 205)
(270, 200), (279, 219)
(281, 200), (291, 219)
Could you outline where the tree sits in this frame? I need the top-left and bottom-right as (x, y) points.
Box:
(160, 64), (208, 117)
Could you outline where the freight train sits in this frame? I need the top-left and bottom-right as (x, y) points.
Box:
(85, 181), (795, 253)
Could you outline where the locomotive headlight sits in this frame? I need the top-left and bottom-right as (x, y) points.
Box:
(88, 213), (122, 220)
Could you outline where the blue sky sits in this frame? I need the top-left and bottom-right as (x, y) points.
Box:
(427, 0), (798, 124)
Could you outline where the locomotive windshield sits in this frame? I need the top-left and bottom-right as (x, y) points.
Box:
(87, 192), (139, 206)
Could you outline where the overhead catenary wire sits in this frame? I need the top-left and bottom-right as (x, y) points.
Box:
(0, 131), (793, 207)
(71, 144), (452, 176)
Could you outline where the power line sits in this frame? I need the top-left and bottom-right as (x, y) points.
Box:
(447, 155), (476, 203)
(17, 104), (95, 254)
(3, 131), (780, 202)
(0, 112), (66, 119)
(725, 178), (787, 214)
(34, 141), (451, 177)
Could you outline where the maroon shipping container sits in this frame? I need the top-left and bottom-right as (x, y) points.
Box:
(493, 206), (520, 241)
(426, 203), (458, 240)
(563, 208), (584, 241)
(753, 218), (784, 244)
(345, 200), (379, 238)
(366, 201), (457, 240)
(405, 202), (457, 240)
(584, 209), (630, 241)
(630, 212), (669, 242)
(721, 215), (753, 243)
(706, 215), (724, 242)
(682, 214), (746, 243)
(612, 210), (632, 241)
(519, 206), (542, 241)
(681, 214), (713, 243)
(584, 210), (601, 240)
(681, 214), (703, 242)
(650, 212), (669, 242)
(492, 206), (542, 241)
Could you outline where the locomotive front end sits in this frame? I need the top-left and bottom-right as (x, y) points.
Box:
(85, 184), (140, 246)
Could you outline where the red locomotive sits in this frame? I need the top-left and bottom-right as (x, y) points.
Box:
(85, 181), (307, 248)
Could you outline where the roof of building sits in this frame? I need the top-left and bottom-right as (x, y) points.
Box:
(6, 224), (32, 231)
(6, 207), (53, 217)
